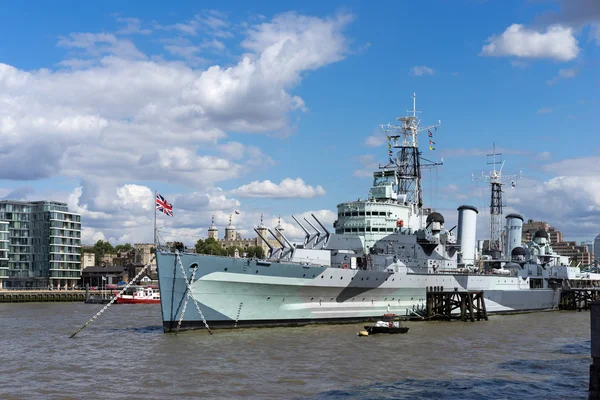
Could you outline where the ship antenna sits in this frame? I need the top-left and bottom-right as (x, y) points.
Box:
(475, 143), (522, 255)
(379, 92), (441, 218)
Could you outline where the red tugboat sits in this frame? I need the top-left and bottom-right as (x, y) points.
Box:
(116, 286), (160, 304)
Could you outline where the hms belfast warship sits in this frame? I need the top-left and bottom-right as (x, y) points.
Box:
(156, 94), (599, 332)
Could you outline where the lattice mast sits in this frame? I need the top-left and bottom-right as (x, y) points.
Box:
(475, 144), (522, 253)
(380, 93), (441, 215)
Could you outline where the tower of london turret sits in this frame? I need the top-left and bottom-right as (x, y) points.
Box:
(275, 216), (284, 242)
(225, 214), (237, 241)
(208, 214), (218, 239)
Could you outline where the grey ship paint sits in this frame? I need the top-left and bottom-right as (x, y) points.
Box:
(156, 94), (600, 332)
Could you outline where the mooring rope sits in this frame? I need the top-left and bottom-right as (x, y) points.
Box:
(175, 251), (212, 334)
(69, 257), (155, 338)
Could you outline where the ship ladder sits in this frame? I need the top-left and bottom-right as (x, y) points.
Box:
(175, 251), (212, 335)
(69, 257), (155, 338)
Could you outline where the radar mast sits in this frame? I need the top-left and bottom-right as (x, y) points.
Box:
(379, 93), (442, 216)
(473, 144), (522, 254)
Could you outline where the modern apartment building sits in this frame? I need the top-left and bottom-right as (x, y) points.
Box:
(0, 221), (8, 287)
(0, 200), (81, 289)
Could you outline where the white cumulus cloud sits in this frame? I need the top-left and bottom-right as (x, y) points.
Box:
(231, 178), (326, 198)
(0, 10), (354, 245)
(481, 24), (579, 61)
(547, 67), (578, 86)
(410, 66), (435, 76)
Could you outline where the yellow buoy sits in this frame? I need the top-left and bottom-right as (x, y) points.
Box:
(357, 330), (369, 337)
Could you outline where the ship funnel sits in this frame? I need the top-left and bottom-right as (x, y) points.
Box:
(505, 213), (524, 257)
(457, 205), (478, 266)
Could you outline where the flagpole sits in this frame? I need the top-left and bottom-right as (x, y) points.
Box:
(154, 188), (157, 250)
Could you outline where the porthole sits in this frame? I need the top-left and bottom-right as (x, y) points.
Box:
(267, 297), (270, 300)
(224, 268), (228, 271)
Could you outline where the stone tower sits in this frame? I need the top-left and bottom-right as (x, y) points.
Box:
(275, 216), (284, 242)
(256, 214), (269, 254)
(207, 214), (218, 239)
(225, 213), (237, 241)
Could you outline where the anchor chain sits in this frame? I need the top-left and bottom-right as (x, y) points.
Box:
(176, 264), (198, 334)
(69, 257), (154, 338)
(175, 251), (212, 334)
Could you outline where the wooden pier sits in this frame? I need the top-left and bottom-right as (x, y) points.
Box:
(0, 290), (86, 303)
(0, 289), (115, 303)
(559, 288), (600, 311)
(425, 287), (488, 321)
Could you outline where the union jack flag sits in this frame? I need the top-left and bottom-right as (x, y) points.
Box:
(156, 192), (173, 217)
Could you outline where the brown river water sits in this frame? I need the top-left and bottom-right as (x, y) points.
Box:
(0, 302), (591, 399)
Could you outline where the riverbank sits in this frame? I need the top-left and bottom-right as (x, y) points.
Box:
(0, 289), (114, 303)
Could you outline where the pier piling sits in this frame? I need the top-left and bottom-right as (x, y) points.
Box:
(425, 287), (487, 321)
(590, 301), (600, 398)
(560, 289), (600, 311)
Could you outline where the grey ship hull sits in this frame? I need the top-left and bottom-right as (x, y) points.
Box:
(156, 252), (560, 332)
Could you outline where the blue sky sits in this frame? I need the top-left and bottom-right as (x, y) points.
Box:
(0, 0), (598, 245)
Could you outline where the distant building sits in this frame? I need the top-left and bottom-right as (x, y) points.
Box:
(595, 234), (600, 265)
(551, 241), (593, 266)
(581, 241), (594, 255)
(82, 252), (96, 269)
(0, 221), (8, 287)
(133, 243), (156, 271)
(207, 214), (282, 256)
(0, 200), (81, 289)
(81, 265), (128, 287)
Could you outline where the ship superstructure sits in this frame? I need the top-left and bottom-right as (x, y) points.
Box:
(155, 94), (600, 332)
(334, 93), (441, 253)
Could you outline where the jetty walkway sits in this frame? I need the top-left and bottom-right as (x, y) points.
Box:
(0, 289), (115, 303)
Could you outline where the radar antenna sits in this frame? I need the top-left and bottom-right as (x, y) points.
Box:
(379, 92), (442, 215)
(472, 144), (522, 254)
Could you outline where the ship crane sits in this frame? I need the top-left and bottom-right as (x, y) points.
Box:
(472, 143), (522, 254)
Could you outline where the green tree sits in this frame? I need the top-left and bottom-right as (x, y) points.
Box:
(93, 240), (114, 265)
(169, 241), (185, 252)
(253, 246), (265, 259)
(195, 238), (205, 254)
(245, 246), (265, 259)
(114, 243), (133, 253)
(195, 237), (225, 256)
